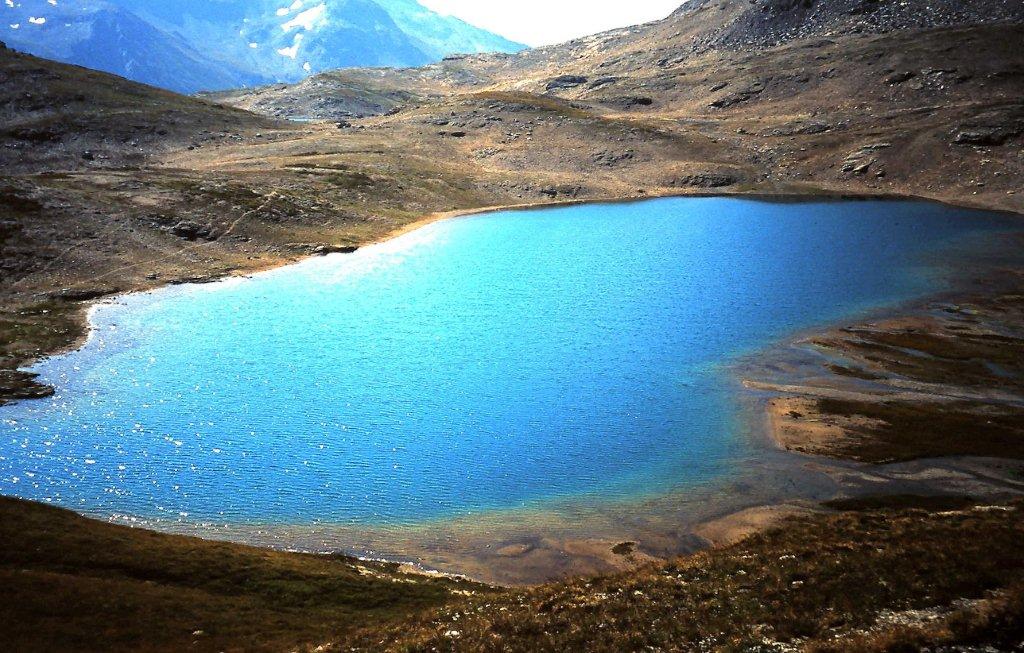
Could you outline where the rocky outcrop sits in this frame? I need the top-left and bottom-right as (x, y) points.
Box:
(546, 75), (588, 91)
(539, 184), (583, 198)
(0, 370), (54, 406)
(681, 0), (1024, 55)
(710, 81), (766, 108)
(604, 96), (654, 110)
(50, 287), (119, 302)
(668, 173), (740, 188)
(953, 124), (1022, 146)
(170, 221), (215, 241)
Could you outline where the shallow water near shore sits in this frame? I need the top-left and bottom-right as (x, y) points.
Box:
(0, 198), (1019, 547)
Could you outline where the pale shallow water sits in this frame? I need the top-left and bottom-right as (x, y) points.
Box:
(0, 197), (1017, 530)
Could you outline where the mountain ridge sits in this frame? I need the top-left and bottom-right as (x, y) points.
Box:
(1, 0), (525, 93)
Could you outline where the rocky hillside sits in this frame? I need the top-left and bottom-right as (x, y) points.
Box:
(0, 45), (275, 173)
(667, 0), (1024, 53)
(220, 0), (1024, 130)
(2, 0), (1023, 405)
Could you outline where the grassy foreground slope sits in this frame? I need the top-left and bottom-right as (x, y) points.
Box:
(0, 497), (489, 652)
(2, 496), (1023, 652)
(351, 498), (1024, 652)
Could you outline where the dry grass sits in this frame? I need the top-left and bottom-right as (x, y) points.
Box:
(0, 498), (489, 652)
(816, 398), (1024, 463)
(345, 500), (1024, 652)
(3, 496), (1024, 652)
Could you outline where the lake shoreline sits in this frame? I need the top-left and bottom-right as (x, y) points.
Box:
(4, 192), (1022, 586)
(8, 185), (1022, 400)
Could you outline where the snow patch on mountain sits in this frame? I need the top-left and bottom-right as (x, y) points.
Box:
(281, 3), (325, 32)
(3, 0), (527, 93)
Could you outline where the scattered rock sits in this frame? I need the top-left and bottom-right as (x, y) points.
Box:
(767, 122), (831, 136)
(592, 149), (636, 167)
(539, 184), (582, 198)
(841, 143), (892, 175)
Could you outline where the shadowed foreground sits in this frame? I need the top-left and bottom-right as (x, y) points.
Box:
(0, 498), (488, 652)
(2, 496), (1023, 651)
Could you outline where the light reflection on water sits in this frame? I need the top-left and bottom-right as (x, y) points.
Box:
(0, 197), (1016, 532)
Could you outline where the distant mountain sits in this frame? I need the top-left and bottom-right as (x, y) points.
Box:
(375, 0), (525, 61)
(0, 0), (525, 93)
(1, 1), (257, 92)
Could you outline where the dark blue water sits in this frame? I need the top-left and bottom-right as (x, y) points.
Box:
(0, 198), (1015, 528)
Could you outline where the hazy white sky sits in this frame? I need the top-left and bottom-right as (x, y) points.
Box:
(418, 1), (685, 47)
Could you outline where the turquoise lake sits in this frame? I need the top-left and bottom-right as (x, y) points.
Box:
(0, 198), (1017, 529)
